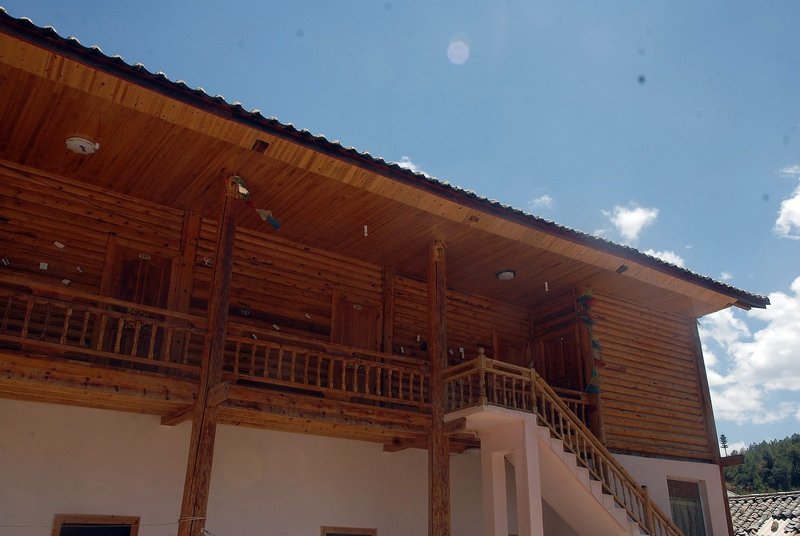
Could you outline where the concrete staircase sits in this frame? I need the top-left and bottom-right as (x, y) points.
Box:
(533, 423), (644, 535)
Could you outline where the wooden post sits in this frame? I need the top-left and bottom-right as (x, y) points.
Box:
(381, 267), (395, 353)
(177, 183), (240, 536)
(641, 485), (655, 535)
(427, 240), (450, 536)
(477, 347), (488, 406)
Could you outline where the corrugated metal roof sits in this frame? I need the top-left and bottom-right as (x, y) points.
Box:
(730, 491), (800, 535)
(0, 7), (770, 310)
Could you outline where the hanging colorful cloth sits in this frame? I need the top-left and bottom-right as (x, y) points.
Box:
(228, 175), (281, 230)
(577, 287), (604, 394)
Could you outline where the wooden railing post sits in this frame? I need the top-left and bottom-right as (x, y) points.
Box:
(641, 485), (655, 535)
(477, 347), (487, 406)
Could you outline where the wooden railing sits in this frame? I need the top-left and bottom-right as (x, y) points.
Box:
(0, 275), (206, 375)
(0, 275), (431, 410)
(224, 327), (430, 408)
(444, 356), (683, 536)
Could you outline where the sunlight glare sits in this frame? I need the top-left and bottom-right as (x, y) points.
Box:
(447, 34), (470, 65)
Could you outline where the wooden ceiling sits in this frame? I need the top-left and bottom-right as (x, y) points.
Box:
(0, 29), (757, 317)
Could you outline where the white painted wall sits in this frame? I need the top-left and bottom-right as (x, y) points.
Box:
(0, 400), (485, 536)
(0, 399), (189, 536)
(616, 453), (728, 536)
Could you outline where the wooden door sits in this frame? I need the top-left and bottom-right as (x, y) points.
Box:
(110, 245), (172, 308)
(332, 298), (378, 352)
(535, 325), (583, 391)
(102, 244), (174, 362)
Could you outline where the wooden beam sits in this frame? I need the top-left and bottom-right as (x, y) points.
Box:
(385, 418), (468, 453)
(384, 436), (426, 453)
(178, 181), (240, 536)
(208, 382), (230, 407)
(443, 417), (466, 436)
(161, 405), (195, 427)
(427, 240), (450, 536)
(688, 318), (735, 536)
(720, 454), (745, 468)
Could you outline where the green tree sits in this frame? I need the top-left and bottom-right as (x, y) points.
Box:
(725, 434), (800, 494)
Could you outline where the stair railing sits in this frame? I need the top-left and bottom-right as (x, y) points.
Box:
(529, 366), (683, 536)
(444, 356), (684, 536)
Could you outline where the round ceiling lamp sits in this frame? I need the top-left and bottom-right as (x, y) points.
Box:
(65, 137), (100, 155)
(496, 269), (516, 281)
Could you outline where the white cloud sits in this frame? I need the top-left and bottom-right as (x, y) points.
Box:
(720, 271), (733, 281)
(774, 182), (800, 239)
(779, 164), (800, 177)
(530, 194), (553, 210)
(395, 156), (423, 174)
(643, 249), (685, 267)
(592, 228), (610, 239)
(700, 276), (800, 425)
(603, 204), (659, 243)
(726, 440), (747, 453)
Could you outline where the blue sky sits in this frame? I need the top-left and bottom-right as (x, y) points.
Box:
(4, 1), (799, 451)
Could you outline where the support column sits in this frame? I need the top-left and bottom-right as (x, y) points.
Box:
(515, 418), (545, 536)
(428, 240), (450, 536)
(177, 183), (240, 536)
(480, 436), (509, 536)
(478, 418), (545, 536)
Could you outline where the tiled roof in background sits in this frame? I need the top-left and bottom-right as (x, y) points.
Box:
(730, 491), (800, 535)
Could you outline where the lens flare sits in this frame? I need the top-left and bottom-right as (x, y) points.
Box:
(447, 33), (470, 65)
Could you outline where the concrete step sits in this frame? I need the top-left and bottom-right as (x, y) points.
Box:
(538, 421), (642, 535)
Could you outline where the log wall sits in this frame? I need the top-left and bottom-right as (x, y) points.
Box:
(393, 275), (530, 363)
(192, 219), (383, 342)
(0, 161), (184, 294)
(592, 292), (713, 461)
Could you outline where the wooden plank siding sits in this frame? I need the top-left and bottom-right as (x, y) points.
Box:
(191, 219), (384, 343)
(592, 292), (714, 461)
(0, 160), (184, 294)
(393, 275), (530, 363)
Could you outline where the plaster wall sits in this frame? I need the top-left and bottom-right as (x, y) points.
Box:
(616, 452), (727, 536)
(0, 399), (484, 536)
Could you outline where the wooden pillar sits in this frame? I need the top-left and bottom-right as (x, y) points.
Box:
(177, 187), (240, 536)
(381, 267), (395, 353)
(427, 240), (450, 536)
(171, 211), (202, 313)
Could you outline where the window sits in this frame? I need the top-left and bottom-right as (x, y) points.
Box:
(667, 480), (707, 536)
(321, 527), (376, 536)
(52, 514), (140, 536)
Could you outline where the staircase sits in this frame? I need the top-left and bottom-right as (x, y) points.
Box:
(444, 356), (684, 536)
(532, 418), (644, 535)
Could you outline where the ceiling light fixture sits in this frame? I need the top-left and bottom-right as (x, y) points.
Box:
(496, 269), (515, 281)
(65, 136), (100, 155)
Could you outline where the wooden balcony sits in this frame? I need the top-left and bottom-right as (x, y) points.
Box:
(444, 350), (591, 425)
(0, 275), (430, 424)
(223, 329), (429, 409)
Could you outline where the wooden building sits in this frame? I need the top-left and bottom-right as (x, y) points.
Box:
(0, 10), (769, 536)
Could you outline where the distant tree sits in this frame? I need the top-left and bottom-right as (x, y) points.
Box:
(720, 434), (729, 456)
(725, 434), (800, 494)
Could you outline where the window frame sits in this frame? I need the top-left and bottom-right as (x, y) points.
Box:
(320, 526), (377, 536)
(51, 514), (141, 536)
(666, 478), (710, 536)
